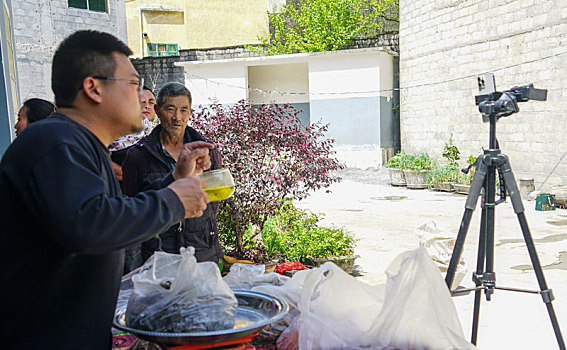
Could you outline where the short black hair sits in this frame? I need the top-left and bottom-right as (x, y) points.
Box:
(142, 86), (155, 96)
(51, 30), (133, 107)
(23, 98), (56, 123)
(156, 82), (192, 107)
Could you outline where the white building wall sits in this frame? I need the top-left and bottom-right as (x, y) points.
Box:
(248, 63), (309, 105)
(12, 0), (127, 104)
(179, 48), (395, 169)
(400, 0), (567, 188)
(184, 63), (248, 106)
(309, 51), (394, 168)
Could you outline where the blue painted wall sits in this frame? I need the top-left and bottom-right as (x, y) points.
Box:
(284, 102), (310, 128)
(310, 96), (384, 145)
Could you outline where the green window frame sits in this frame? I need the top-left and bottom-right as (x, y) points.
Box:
(147, 43), (179, 57)
(68, 0), (107, 12)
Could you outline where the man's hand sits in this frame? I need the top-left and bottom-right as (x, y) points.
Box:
(111, 161), (123, 181)
(173, 141), (214, 180)
(168, 177), (210, 218)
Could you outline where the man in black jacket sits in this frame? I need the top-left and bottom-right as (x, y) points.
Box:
(0, 31), (213, 349)
(123, 82), (223, 266)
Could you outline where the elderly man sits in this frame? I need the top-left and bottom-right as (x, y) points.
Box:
(123, 82), (223, 264)
(0, 31), (212, 349)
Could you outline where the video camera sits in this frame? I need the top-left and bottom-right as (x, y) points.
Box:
(474, 73), (547, 121)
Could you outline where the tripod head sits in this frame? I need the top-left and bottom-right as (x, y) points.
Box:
(474, 73), (547, 120)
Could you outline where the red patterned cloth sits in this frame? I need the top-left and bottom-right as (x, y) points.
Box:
(275, 261), (306, 275)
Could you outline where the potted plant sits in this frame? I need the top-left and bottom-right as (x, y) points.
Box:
(384, 151), (408, 186)
(427, 164), (459, 192)
(428, 134), (460, 191)
(403, 153), (435, 189)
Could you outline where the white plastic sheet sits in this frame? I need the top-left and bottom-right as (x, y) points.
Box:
(223, 263), (289, 289)
(364, 248), (475, 349)
(258, 247), (475, 350)
(415, 220), (467, 290)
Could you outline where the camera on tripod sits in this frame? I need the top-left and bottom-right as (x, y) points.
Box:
(474, 73), (548, 121)
(444, 73), (564, 349)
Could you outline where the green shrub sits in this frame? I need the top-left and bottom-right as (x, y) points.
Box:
(384, 151), (412, 169)
(406, 153), (435, 171)
(426, 164), (459, 186)
(249, 0), (399, 55)
(260, 202), (356, 262)
(442, 133), (460, 167)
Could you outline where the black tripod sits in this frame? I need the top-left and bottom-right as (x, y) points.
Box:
(444, 84), (565, 349)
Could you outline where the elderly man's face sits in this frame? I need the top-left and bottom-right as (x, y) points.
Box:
(156, 95), (190, 137)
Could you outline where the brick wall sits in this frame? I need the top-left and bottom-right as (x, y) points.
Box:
(399, 0), (567, 188)
(13, 0), (126, 102)
(132, 45), (263, 93)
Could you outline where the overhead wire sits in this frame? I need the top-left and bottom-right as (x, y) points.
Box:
(184, 46), (567, 185)
(184, 47), (567, 97)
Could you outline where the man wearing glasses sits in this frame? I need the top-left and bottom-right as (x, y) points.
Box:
(0, 30), (212, 349)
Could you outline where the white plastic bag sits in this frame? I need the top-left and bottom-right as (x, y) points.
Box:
(363, 248), (475, 349)
(223, 263), (289, 290)
(125, 247), (238, 333)
(415, 221), (467, 289)
(263, 248), (474, 350)
(262, 263), (385, 349)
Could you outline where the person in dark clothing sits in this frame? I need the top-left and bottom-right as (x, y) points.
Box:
(122, 82), (224, 267)
(109, 86), (157, 185)
(14, 98), (56, 136)
(0, 30), (213, 350)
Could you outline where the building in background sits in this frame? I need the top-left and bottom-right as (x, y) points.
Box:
(0, 0), (18, 154)
(178, 47), (398, 168)
(125, 0), (285, 58)
(11, 0), (127, 102)
(0, 0), (128, 151)
(400, 0), (567, 187)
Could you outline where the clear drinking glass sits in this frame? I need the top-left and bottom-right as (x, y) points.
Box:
(197, 168), (235, 202)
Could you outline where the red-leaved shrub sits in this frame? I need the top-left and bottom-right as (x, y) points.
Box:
(191, 100), (344, 253)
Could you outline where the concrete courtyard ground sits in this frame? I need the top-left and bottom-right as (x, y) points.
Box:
(295, 167), (567, 350)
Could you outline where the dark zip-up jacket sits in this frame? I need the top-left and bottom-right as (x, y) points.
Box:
(0, 114), (185, 349)
(122, 124), (223, 263)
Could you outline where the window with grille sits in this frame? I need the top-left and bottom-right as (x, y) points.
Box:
(68, 0), (107, 12)
(146, 43), (179, 57)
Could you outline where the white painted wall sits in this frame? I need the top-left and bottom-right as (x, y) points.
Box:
(309, 53), (386, 100)
(179, 48), (396, 169)
(184, 63), (248, 106)
(248, 63), (309, 104)
(308, 51), (394, 168)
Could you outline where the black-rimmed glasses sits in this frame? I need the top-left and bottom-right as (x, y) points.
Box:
(92, 76), (144, 94)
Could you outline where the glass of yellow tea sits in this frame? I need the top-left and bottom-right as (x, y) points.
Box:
(198, 168), (235, 202)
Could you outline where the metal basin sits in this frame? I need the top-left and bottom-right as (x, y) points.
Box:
(113, 290), (288, 346)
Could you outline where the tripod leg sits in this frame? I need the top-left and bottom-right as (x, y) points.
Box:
(500, 157), (566, 350)
(471, 195), (487, 345)
(445, 157), (487, 289)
